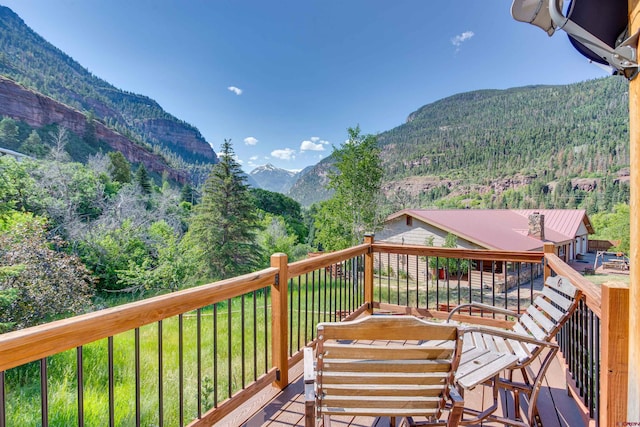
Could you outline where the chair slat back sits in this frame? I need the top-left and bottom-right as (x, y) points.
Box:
(512, 275), (581, 348)
(315, 315), (462, 420)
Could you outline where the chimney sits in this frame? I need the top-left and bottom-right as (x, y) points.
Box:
(528, 212), (545, 240)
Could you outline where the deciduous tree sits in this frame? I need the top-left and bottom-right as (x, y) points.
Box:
(0, 213), (95, 331)
(314, 126), (383, 250)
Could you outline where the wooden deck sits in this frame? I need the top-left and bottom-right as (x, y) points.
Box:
(219, 351), (589, 427)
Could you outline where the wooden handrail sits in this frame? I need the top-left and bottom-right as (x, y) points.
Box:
(287, 243), (370, 278)
(0, 267), (278, 372)
(372, 243), (544, 263)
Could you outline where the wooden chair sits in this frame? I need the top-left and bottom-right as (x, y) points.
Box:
(446, 275), (581, 426)
(304, 315), (465, 427)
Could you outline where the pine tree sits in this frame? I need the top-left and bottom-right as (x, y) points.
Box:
(185, 140), (262, 279)
(0, 117), (19, 147)
(135, 164), (152, 194)
(19, 130), (47, 157)
(107, 151), (131, 184)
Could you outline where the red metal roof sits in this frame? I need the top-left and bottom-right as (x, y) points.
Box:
(386, 209), (591, 251)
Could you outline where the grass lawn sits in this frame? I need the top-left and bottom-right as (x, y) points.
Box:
(584, 272), (631, 286)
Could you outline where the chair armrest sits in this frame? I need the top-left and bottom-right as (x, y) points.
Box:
(461, 326), (559, 350)
(303, 347), (316, 402)
(448, 385), (463, 406)
(447, 302), (519, 322)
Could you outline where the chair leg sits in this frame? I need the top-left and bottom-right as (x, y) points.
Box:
(305, 400), (315, 427)
(525, 347), (558, 425)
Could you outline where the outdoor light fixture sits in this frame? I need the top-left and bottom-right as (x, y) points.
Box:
(511, 0), (640, 80)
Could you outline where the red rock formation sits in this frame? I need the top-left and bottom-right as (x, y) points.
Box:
(0, 76), (187, 182)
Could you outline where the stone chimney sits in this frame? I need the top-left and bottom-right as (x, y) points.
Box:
(528, 212), (545, 240)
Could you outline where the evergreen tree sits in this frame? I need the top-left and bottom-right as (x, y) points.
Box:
(180, 182), (197, 204)
(19, 130), (47, 157)
(135, 163), (152, 194)
(107, 151), (131, 184)
(83, 111), (98, 147)
(0, 117), (19, 147)
(184, 140), (262, 279)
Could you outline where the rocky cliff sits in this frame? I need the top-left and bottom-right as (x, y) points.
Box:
(0, 76), (186, 182)
(0, 5), (217, 172)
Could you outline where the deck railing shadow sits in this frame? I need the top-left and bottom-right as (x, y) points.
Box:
(0, 237), (628, 426)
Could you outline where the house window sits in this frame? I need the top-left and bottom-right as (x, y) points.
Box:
(406, 216), (412, 227)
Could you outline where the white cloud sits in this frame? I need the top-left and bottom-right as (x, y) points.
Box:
(300, 136), (330, 151)
(300, 140), (325, 151)
(249, 155), (259, 161)
(271, 148), (296, 160)
(227, 86), (243, 95)
(451, 31), (474, 48)
(244, 136), (258, 145)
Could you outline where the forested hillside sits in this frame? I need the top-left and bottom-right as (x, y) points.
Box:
(0, 6), (216, 173)
(291, 77), (630, 213)
(380, 77), (627, 181)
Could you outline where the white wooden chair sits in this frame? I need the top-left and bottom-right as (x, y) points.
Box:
(446, 275), (581, 426)
(304, 315), (465, 427)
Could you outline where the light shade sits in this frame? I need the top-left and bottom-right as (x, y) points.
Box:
(511, 0), (555, 36)
(511, 0), (639, 79)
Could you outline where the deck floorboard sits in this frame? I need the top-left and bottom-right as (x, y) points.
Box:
(220, 350), (586, 427)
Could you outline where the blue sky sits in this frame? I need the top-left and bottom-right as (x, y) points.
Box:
(2, 1), (608, 172)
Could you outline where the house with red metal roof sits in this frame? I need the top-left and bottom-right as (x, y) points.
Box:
(378, 209), (594, 263)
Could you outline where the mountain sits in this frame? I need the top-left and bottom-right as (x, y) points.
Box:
(286, 163), (334, 206)
(249, 163), (299, 193)
(0, 6), (217, 180)
(289, 77), (630, 211)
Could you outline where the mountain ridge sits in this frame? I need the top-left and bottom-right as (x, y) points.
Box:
(0, 5), (217, 179)
(288, 77), (630, 211)
(249, 163), (299, 193)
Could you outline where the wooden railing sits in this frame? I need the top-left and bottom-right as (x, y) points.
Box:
(544, 244), (629, 427)
(0, 238), (629, 427)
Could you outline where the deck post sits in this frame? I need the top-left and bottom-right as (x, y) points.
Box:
(364, 234), (375, 314)
(543, 242), (555, 282)
(600, 282), (629, 426)
(271, 252), (289, 389)
(629, 0), (640, 421)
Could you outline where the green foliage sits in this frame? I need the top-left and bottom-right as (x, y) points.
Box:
(589, 203), (630, 253)
(0, 116), (19, 147)
(19, 129), (47, 157)
(108, 151), (131, 184)
(312, 198), (352, 251)
(251, 188), (308, 242)
(427, 233), (470, 275)
(313, 126), (383, 250)
(0, 156), (36, 221)
(135, 163), (152, 194)
(256, 214), (299, 263)
(180, 182), (197, 204)
(184, 140), (263, 279)
(116, 221), (196, 294)
(76, 220), (149, 291)
(0, 213), (95, 330)
(26, 159), (104, 231)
